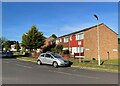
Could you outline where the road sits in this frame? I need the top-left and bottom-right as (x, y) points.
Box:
(2, 58), (118, 84)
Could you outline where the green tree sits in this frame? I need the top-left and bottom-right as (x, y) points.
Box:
(0, 37), (8, 50)
(55, 44), (63, 54)
(15, 41), (20, 52)
(2, 40), (16, 51)
(3, 40), (11, 51)
(42, 43), (56, 53)
(0, 36), (8, 44)
(22, 25), (45, 52)
(21, 47), (26, 53)
(51, 34), (57, 39)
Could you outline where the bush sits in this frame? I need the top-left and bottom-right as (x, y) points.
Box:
(42, 44), (56, 53)
(42, 46), (50, 53)
(24, 52), (31, 57)
(42, 44), (63, 54)
(21, 47), (26, 53)
(32, 52), (40, 57)
(63, 49), (70, 54)
(55, 44), (63, 53)
(51, 48), (56, 52)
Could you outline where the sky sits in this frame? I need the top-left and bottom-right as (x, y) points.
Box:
(2, 2), (118, 43)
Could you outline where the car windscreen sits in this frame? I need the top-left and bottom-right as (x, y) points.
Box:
(51, 53), (63, 58)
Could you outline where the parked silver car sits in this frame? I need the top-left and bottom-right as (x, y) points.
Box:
(37, 52), (71, 67)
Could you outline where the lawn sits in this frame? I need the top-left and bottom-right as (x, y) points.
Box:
(90, 59), (120, 65)
(17, 57), (37, 62)
(68, 58), (119, 71)
(101, 59), (119, 64)
(68, 58), (119, 65)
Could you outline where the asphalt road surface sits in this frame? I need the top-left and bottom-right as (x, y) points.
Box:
(2, 58), (118, 84)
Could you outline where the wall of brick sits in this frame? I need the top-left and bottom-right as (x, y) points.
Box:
(84, 26), (98, 60)
(84, 24), (118, 60)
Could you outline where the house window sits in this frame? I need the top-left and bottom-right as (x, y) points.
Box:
(76, 34), (79, 40)
(70, 35), (72, 41)
(60, 38), (62, 42)
(63, 47), (68, 50)
(76, 47), (84, 53)
(81, 47), (84, 52)
(76, 33), (84, 40)
(56, 40), (59, 44)
(64, 37), (68, 43)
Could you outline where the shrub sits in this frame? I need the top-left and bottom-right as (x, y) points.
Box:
(42, 43), (56, 53)
(32, 52), (40, 57)
(42, 46), (51, 53)
(63, 49), (70, 54)
(55, 44), (63, 53)
(21, 47), (26, 53)
(24, 52), (31, 57)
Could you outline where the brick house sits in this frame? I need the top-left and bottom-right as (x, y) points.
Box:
(44, 35), (56, 47)
(56, 23), (118, 60)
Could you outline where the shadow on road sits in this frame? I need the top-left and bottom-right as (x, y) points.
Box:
(39, 64), (72, 68)
(38, 61), (73, 68)
(2, 55), (24, 59)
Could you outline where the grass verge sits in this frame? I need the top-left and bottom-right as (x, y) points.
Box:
(17, 57), (37, 63)
(68, 58), (119, 73)
(17, 57), (119, 73)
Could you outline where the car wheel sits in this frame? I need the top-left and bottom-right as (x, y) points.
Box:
(37, 60), (42, 65)
(53, 62), (58, 68)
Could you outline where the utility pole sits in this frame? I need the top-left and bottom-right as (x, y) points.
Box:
(94, 14), (101, 66)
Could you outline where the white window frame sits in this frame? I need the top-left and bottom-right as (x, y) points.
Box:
(76, 33), (84, 40)
(60, 38), (62, 42)
(56, 39), (59, 44)
(70, 35), (72, 41)
(80, 47), (84, 53)
(63, 47), (68, 50)
(76, 47), (84, 53)
(64, 37), (68, 43)
(76, 34), (80, 40)
(81, 33), (84, 40)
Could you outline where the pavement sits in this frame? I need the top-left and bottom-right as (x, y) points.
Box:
(2, 58), (119, 84)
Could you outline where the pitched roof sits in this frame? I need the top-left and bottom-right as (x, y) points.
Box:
(58, 23), (117, 38)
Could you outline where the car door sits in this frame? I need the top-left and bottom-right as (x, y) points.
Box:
(39, 54), (46, 64)
(44, 54), (54, 65)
